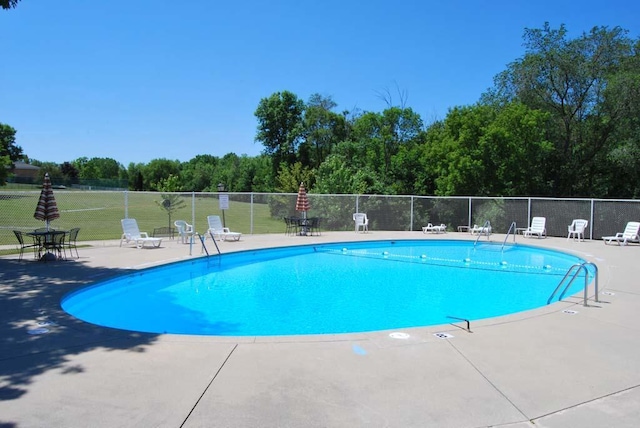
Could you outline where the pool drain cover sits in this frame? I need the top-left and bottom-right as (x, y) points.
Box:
(389, 332), (410, 339)
(434, 332), (454, 339)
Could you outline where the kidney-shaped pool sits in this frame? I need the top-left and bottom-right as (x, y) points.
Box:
(62, 240), (594, 336)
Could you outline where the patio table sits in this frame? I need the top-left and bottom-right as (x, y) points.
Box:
(27, 230), (68, 261)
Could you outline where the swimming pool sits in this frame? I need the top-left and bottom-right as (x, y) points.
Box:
(62, 240), (593, 336)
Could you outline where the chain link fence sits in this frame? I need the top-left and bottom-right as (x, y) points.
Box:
(2, 190), (640, 245)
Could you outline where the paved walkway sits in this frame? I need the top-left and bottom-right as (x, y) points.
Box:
(1, 231), (640, 427)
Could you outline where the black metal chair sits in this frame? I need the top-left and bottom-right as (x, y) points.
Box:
(308, 217), (321, 236)
(64, 228), (80, 258)
(13, 230), (39, 261)
(284, 217), (299, 236)
(43, 231), (66, 261)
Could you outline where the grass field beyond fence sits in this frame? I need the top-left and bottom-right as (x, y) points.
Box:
(3, 190), (640, 247)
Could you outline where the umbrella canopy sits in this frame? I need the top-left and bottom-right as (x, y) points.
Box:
(295, 182), (310, 217)
(34, 173), (60, 231)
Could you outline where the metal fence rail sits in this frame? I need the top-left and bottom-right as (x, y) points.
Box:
(2, 191), (640, 245)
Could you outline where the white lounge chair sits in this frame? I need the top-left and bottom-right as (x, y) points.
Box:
(603, 221), (640, 245)
(353, 213), (369, 233)
(120, 219), (162, 249)
(422, 223), (446, 234)
(174, 220), (197, 244)
(207, 215), (241, 241)
(523, 217), (546, 238)
(567, 219), (588, 241)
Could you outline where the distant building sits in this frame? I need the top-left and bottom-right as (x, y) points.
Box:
(9, 161), (41, 183)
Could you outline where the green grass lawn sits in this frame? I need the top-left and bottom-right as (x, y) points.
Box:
(0, 191), (286, 245)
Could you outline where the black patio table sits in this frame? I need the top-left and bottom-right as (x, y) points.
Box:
(27, 230), (68, 261)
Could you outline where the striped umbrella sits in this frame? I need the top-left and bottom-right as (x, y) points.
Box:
(34, 173), (60, 231)
(295, 182), (310, 218)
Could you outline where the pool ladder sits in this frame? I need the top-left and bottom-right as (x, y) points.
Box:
(198, 231), (221, 257)
(547, 262), (599, 306)
(501, 221), (517, 252)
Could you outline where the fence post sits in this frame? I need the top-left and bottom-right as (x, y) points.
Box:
(410, 196), (414, 231)
(250, 192), (254, 235)
(124, 190), (128, 219)
(468, 197), (472, 228)
(590, 199), (595, 240)
(191, 191), (196, 232)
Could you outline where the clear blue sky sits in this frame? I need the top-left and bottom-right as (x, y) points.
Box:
(2, 0), (639, 166)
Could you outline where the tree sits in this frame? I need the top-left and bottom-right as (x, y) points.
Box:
(349, 107), (423, 187)
(156, 192), (187, 232)
(301, 94), (348, 168)
(127, 162), (146, 190)
(143, 158), (181, 191)
(275, 161), (314, 193)
(71, 156), (126, 188)
(0, 123), (24, 185)
(1, 0), (20, 10)
(490, 23), (637, 196)
(254, 91), (305, 176)
(60, 161), (80, 185)
(243, 154), (274, 192)
(73, 157), (124, 178)
(180, 154), (218, 191)
(415, 103), (553, 197)
(30, 160), (63, 183)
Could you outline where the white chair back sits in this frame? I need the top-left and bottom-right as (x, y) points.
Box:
(353, 213), (368, 232)
(121, 218), (142, 239)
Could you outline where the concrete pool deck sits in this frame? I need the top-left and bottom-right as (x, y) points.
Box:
(1, 231), (639, 427)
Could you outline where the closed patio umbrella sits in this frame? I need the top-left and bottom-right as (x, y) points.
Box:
(295, 182), (310, 218)
(34, 173), (60, 231)
(295, 182), (311, 236)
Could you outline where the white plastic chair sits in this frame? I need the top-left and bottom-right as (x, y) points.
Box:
(174, 220), (197, 244)
(567, 219), (588, 241)
(353, 213), (369, 233)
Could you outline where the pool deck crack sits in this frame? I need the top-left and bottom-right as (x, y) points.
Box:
(447, 340), (531, 422)
(179, 343), (238, 428)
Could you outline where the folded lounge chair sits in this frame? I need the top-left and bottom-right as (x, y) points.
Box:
(470, 224), (491, 236)
(422, 223), (446, 234)
(603, 221), (640, 245)
(523, 217), (546, 238)
(120, 219), (162, 249)
(207, 215), (241, 241)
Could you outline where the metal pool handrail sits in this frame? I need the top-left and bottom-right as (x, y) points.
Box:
(198, 232), (221, 257)
(547, 262), (599, 306)
(474, 220), (492, 247)
(501, 221), (517, 252)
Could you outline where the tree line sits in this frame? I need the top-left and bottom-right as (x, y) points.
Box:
(3, 23), (639, 197)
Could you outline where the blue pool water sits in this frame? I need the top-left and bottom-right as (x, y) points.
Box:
(62, 240), (593, 336)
